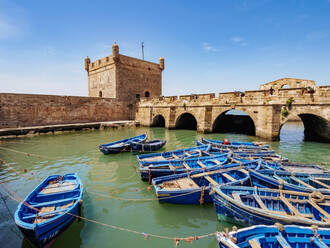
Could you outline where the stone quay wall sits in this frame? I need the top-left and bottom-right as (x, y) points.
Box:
(0, 93), (134, 129)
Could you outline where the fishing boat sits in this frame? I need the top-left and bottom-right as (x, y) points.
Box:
(152, 160), (261, 204)
(99, 133), (147, 154)
(131, 139), (166, 152)
(15, 173), (83, 247)
(197, 138), (270, 151)
(217, 224), (330, 248)
(249, 169), (330, 194)
(212, 186), (330, 227)
(139, 154), (232, 182)
(136, 145), (212, 165)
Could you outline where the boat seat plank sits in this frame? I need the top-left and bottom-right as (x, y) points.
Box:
(161, 178), (199, 190)
(222, 173), (235, 182)
(275, 234), (291, 248)
(248, 238), (262, 248)
(280, 195), (301, 216)
(312, 237), (329, 248)
(176, 178), (199, 189)
(240, 169), (249, 174)
(172, 154), (180, 159)
(142, 156), (166, 162)
(204, 176), (218, 186)
(168, 165), (176, 170)
(34, 206), (56, 224)
(190, 169), (227, 178)
(212, 160), (222, 165)
(308, 200), (330, 220)
(253, 194), (268, 210)
(182, 162), (191, 169)
(41, 182), (76, 194)
(309, 178), (330, 189)
(197, 161), (207, 168)
(290, 176), (315, 189)
(232, 193), (243, 203)
(23, 207), (73, 220)
(201, 151), (211, 156)
(30, 197), (79, 208)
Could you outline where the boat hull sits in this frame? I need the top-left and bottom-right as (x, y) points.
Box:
(217, 225), (330, 248)
(17, 202), (81, 247)
(131, 140), (166, 152)
(212, 186), (330, 227)
(15, 173), (83, 247)
(99, 134), (147, 154)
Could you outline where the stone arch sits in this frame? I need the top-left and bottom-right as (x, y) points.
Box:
(281, 84), (290, 89)
(212, 109), (256, 135)
(280, 111), (330, 143)
(175, 112), (197, 130)
(151, 114), (165, 127)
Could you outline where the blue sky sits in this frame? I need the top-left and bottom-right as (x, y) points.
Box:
(0, 0), (330, 96)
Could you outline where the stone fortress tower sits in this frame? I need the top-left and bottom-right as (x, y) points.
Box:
(85, 43), (164, 100)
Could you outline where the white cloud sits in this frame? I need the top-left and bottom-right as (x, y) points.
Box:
(231, 37), (248, 46)
(202, 42), (218, 52)
(231, 37), (243, 43)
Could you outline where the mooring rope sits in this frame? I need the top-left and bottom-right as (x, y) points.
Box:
(0, 181), (216, 245)
(0, 146), (54, 160)
(88, 187), (203, 202)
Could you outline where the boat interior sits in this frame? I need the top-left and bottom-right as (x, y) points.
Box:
(223, 188), (330, 222)
(18, 175), (80, 224)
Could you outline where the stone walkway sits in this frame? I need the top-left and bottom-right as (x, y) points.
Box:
(0, 120), (138, 138)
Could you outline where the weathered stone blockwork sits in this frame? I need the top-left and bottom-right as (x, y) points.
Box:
(136, 80), (330, 142)
(86, 43), (164, 100)
(0, 93), (134, 128)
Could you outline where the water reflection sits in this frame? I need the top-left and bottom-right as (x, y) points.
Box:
(280, 121), (304, 143)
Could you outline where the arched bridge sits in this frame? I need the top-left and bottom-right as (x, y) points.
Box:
(136, 85), (330, 142)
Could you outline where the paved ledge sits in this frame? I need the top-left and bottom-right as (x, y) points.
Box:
(0, 121), (139, 138)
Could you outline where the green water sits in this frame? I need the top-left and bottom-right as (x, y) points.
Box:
(0, 122), (329, 248)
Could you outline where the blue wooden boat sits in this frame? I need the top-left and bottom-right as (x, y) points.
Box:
(99, 133), (147, 154)
(15, 173), (83, 247)
(136, 145), (212, 165)
(131, 139), (166, 152)
(217, 224), (330, 248)
(197, 138), (270, 151)
(211, 186), (330, 227)
(139, 154), (233, 181)
(152, 160), (261, 204)
(250, 169), (330, 195)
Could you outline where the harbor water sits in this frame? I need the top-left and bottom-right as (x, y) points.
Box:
(0, 121), (329, 248)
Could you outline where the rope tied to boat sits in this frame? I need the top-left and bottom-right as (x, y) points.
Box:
(199, 186), (205, 205)
(0, 181), (217, 244)
(148, 168), (152, 184)
(310, 191), (325, 203)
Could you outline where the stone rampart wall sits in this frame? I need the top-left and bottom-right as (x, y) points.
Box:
(0, 93), (134, 128)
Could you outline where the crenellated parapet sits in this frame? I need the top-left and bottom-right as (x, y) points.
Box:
(136, 79), (330, 142)
(85, 42), (164, 99)
(138, 84), (330, 106)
